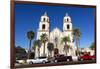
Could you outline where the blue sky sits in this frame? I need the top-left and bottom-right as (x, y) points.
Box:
(15, 3), (95, 49)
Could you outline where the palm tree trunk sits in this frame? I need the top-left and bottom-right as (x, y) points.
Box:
(50, 51), (52, 57)
(43, 42), (45, 56)
(66, 51), (67, 56)
(56, 43), (57, 48)
(38, 47), (40, 57)
(48, 50), (49, 57)
(78, 39), (80, 56)
(34, 49), (36, 58)
(76, 38), (79, 56)
(65, 42), (68, 56)
(28, 40), (32, 59)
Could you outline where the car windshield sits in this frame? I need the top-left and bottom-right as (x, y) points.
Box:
(60, 55), (64, 57)
(38, 57), (46, 59)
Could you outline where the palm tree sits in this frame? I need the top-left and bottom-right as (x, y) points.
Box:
(61, 36), (71, 55)
(73, 28), (81, 56)
(90, 42), (94, 50)
(47, 43), (54, 57)
(32, 42), (36, 57)
(33, 40), (41, 57)
(27, 31), (35, 59)
(63, 44), (72, 55)
(40, 33), (48, 56)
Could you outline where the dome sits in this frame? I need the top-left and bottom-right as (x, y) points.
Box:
(41, 12), (49, 22)
(64, 13), (71, 23)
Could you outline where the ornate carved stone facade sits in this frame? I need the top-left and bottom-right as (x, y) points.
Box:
(36, 12), (75, 57)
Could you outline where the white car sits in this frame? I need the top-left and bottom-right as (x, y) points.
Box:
(27, 57), (48, 64)
(16, 60), (25, 64)
(72, 56), (78, 61)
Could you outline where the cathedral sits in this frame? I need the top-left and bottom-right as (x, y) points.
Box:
(36, 12), (76, 57)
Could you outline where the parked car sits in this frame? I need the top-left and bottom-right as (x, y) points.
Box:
(54, 54), (72, 62)
(15, 60), (21, 66)
(27, 56), (48, 64)
(72, 56), (78, 61)
(16, 60), (26, 64)
(78, 54), (96, 61)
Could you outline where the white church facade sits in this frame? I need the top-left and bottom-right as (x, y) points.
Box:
(36, 12), (76, 57)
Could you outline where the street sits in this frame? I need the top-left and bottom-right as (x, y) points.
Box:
(15, 60), (96, 68)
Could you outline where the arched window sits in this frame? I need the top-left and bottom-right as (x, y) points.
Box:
(43, 18), (46, 22)
(42, 24), (45, 29)
(67, 24), (70, 30)
(67, 18), (69, 22)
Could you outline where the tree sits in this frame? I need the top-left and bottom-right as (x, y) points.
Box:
(73, 28), (81, 56)
(90, 42), (94, 50)
(30, 52), (35, 59)
(61, 36), (71, 55)
(33, 40), (42, 57)
(32, 42), (37, 58)
(47, 43), (54, 57)
(27, 31), (35, 59)
(40, 33), (48, 56)
(32, 42), (36, 53)
(15, 46), (27, 60)
(63, 45), (72, 55)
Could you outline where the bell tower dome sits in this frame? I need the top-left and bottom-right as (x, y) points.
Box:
(41, 12), (49, 23)
(63, 13), (72, 31)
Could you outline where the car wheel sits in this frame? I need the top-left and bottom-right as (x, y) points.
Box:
(80, 58), (83, 61)
(78, 58), (81, 61)
(67, 59), (70, 61)
(42, 60), (46, 64)
(92, 58), (95, 60)
(50, 61), (54, 63)
(29, 61), (33, 64)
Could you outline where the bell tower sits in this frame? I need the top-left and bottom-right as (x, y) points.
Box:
(63, 13), (72, 38)
(63, 13), (73, 41)
(63, 13), (75, 56)
(63, 13), (72, 31)
(37, 12), (50, 40)
(36, 12), (50, 57)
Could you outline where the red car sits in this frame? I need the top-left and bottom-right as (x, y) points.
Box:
(78, 54), (96, 61)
